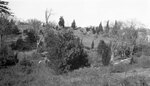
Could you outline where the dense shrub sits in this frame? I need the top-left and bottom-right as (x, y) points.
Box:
(0, 45), (18, 68)
(25, 29), (39, 45)
(97, 40), (111, 66)
(11, 29), (39, 51)
(10, 37), (31, 51)
(45, 30), (90, 74)
(11, 25), (21, 35)
(9, 19), (21, 35)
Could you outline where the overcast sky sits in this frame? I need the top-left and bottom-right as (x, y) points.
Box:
(6, 0), (150, 28)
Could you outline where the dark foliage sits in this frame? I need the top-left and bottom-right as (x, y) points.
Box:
(0, 45), (18, 68)
(10, 37), (25, 51)
(97, 40), (111, 66)
(58, 16), (65, 28)
(45, 30), (90, 74)
(0, 18), (20, 36)
(11, 29), (39, 51)
(10, 36), (37, 51)
(92, 27), (96, 34)
(25, 29), (39, 44)
(71, 20), (76, 29)
(132, 44), (143, 55)
(124, 47), (130, 57)
(91, 40), (94, 49)
(105, 21), (110, 33)
(96, 22), (103, 34)
(86, 27), (91, 32)
(11, 25), (21, 35)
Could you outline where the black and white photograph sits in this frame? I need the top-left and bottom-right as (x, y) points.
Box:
(0, 0), (150, 86)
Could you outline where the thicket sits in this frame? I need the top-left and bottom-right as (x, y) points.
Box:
(45, 29), (90, 74)
(0, 44), (18, 68)
(11, 29), (39, 51)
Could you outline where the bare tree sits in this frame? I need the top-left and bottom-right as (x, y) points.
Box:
(45, 9), (53, 25)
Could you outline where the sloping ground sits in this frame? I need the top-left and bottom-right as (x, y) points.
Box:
(31, 66), (150, 86)
(1, 29), (150, 86)
(114, 68), (150, 85)
(0, 58), (150, 86)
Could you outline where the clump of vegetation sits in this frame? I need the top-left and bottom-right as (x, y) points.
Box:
(0, 45), (18, 68)
(11, 29), (39, 51)
(58, 16), (65, 28)
(45, 30), (90, 74)
(97, 40), (111, 66)
(25, 29), (39, 45)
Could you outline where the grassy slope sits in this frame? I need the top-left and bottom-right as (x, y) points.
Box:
(1, 29), (150, 86)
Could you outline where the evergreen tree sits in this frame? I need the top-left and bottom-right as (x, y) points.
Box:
(97, 40), (111, 66)
(97, 22), (103, 34)
(91, 40), (94, 49)
(111, 20), (120, 36)
(105, 21), (110, 33)
(71, 20), (76, 29)
(58, 16), (65, 28)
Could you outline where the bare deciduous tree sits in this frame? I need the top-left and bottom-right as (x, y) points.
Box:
(45, 9), (53, 25)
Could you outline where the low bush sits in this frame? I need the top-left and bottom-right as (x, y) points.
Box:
(10, 29), (39, 51)
(25, 29), (39, 45)
(45, 30), (90, 74)
(10, 37), (32, 51)
(0, 45), (18, 68)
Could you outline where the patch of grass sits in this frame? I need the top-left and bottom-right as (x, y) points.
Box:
(138, 56), (150, 68)
(120, 75), (148, 86)
(109, 63), (132, 73)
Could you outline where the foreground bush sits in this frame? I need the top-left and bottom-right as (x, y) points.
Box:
(0, 45), (18, 68)
(45, 30), (90, 74)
